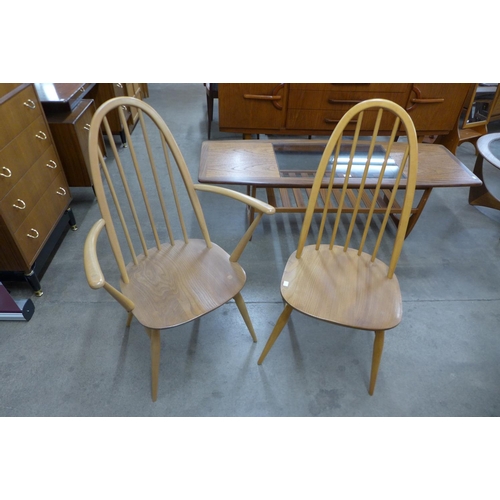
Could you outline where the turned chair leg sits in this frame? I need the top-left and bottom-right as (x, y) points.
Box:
(146, 328), (161, 402)
(369, 330), (385, 395)
(258, 303), (293, 365)
(234, 292), (257, 342)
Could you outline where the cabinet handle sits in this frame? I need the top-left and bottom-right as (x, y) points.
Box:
(13, 199), (26, 210)
(56, 187), (67, 196)
(243, 83), (285, 110)
(27, 228), (39, 239)
(23, 99), (36, 109)
(1, 166), (12, 178)
(407, 85), (445, 111)
(35, 131), (47, 140)
(83, 124), (91, 131)
(46, 160), (57, 169)
(116, 83), (123, 88)
(80, 86), (86, 92)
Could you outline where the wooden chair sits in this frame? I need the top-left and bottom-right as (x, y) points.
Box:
(257, 99), (418, 395)
(83, 96), (275, 401)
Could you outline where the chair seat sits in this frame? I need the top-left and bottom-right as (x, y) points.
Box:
(121, 240), (246, 330)
(281, 244), (402, 331)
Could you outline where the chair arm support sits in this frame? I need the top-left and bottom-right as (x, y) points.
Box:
(194, 183), (275, 262)
(84, 219), (135, 312)
(194, 184), (276, 215)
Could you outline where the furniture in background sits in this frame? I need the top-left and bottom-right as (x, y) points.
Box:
(86, 83), (149, 145)
(198, 138), (481, 239)
(36, 83), (148, 188)
(0, 83), (76, 296)
(218, 83), (473, 140)
(204, 83), (218, 139)
(436, 84), (500, 154)
(84, 97), (275, 401)
(468, 132), (500, 211)
(257, 99), (419, 395)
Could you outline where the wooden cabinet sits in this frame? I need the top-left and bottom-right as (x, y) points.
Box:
(87, 83), (149, 143)
(0, 83), (75, 296)
(47, 99), (96, 187)
(219, 83), (475, 139)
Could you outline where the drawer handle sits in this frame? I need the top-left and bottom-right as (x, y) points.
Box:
(35, 131), (47, 140)
(27, 228), (39, 239)
(46, 160), (57, 169)
(407, 85), (445, 111)
(13, 199), (26, 210)
(23, 99), (36, 109)
(116, 83), (123, 88)
(1, 166), (12, 178)
(80, 86), (86, 92)
(83, 124), (91, 131)
(56, 187), (67, 196)
(243, 84), (285, 110)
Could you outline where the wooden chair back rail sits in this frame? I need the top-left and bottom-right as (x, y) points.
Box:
(295, 100), (417, 279)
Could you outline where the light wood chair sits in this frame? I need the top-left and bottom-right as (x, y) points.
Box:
(83, 96), (275, 401)
(257, 99), (418, 395)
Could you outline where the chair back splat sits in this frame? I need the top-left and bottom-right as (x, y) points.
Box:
(296, 99), (418, 278)
(84, 96), (275, 401)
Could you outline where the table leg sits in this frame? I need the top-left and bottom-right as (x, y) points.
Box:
(388, 188), (433, 238)
(469, 155), (500, 210)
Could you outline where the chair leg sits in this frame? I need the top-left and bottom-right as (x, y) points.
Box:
(257, 303), (293, 365)
(146, 328), (161, 402)
(369, 330), (385, 395)
(126, 311), (133, 328)
(207, 93), (214, 139)
(234, 292), (257, 342)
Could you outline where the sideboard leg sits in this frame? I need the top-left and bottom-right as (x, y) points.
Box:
(24, 270), (43, 297)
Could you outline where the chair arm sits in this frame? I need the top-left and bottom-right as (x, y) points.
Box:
(84, 219), (107, 289)
(84, 219), (135, 312)
(194, 184), (275, 215)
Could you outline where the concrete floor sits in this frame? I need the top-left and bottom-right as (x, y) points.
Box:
(1, 83), (499, 417)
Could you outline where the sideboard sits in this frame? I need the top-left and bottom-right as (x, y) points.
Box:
(218, 83), (474, 139)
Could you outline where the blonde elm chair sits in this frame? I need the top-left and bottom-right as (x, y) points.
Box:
(83, 96), (275, 401)
(257, 99), (418, 395)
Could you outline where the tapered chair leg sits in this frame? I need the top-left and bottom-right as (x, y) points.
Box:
(234, 292), (257, 342)
(369, 330), (385, 395)
(147, 328), (161, 402)
(257, 303), (293, 365)
(126, 311), (133, 328)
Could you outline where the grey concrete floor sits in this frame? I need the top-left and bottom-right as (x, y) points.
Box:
(1, 83), (500, 417)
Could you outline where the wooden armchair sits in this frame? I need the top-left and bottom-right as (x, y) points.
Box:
(257, 99), (418, 395)
(83, 96), (275, 401)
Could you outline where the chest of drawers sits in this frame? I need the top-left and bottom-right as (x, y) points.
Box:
(0, 83), (76, 296)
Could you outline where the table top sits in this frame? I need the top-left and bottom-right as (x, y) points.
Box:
(477, 133), (500, 169)
(199, 139), (482, 189)
(34, 83), (95, 114)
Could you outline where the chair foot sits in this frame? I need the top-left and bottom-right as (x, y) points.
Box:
(368, 330), (385, 395)
(257, 303), (293, 364)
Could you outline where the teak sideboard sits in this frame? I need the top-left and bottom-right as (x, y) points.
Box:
(218, 83), (474, 139)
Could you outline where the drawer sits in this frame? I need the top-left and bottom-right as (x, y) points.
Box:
(0, 146), (62, 231)
(0, 84), (42, 150)
(0, 115), (53, 198)
(14, 171), (71, 266)
(290, 83), (410, 93)
(289, 90), (409, 110)
(287, 108), (399, 132)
